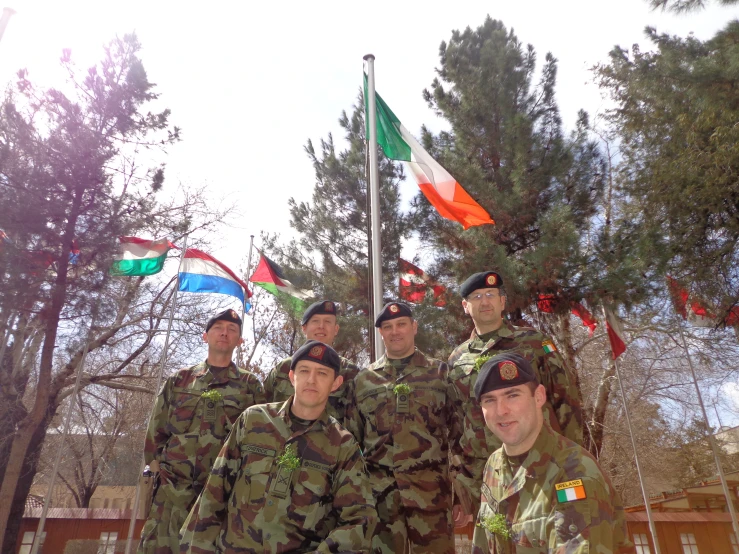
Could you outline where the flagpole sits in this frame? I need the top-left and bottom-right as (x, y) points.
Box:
(124, 235), (187, 554)
(244, 234), (255, 322)
(364, 53), (384, 362)
(600, 306), (661, 554)
(677, 322), (739, 540)
(30, 311), (97, 554)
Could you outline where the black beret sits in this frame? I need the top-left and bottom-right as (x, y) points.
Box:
(206, 308), (242, 332)
(290, 340), (341, 374)
(374, 301), (413, 327)
(301, 300), (339, 326)
(460, 271), (503, 298)
(474, 352), (538, 401)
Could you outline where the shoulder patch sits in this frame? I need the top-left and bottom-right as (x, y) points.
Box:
(555, 479), (586, 502)
(542, 340), (557, 353)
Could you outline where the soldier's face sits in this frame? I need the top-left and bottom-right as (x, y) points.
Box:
(289, 360), (343, 415)
(203, 321), (243, 353)
(378, 316), (417, 359)
(302, 315), (340, 345)
(479, 384), (546, 456)
(462, 288), (506, 333)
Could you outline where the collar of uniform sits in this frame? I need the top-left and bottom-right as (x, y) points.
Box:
(374, 348), (428, 372)
(496, 421), (559, 500)
(468, 320), (515, 352)
(197, 360), (238, 383)
(278, 396), (330, 430)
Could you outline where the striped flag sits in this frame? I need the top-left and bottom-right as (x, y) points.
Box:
(399, 259), (446, 306)
(179, 248), (251, 309)
(110, 236), (177, 276)
(604, 307), (626, 359)
(248, 252), (313, 312)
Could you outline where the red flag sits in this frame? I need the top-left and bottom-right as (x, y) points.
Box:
(667, 276), (689, 319)
(537, 294), (557, 313)
(571, 302), (597, 336)
(399, 259), (446, 307)
(604, 308), (627, 359)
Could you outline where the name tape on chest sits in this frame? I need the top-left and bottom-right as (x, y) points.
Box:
(244, 444), (277, 457)
(555, 479), (586, 502)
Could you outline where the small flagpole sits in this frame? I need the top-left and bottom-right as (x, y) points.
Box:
(30, 310), (98, 554)
(244, 234), (255, 323)
(677, 322), (739, 541)
(364, 54), (384, 362)
(601, 306), (661, 554)
(124, 235), (187, 554)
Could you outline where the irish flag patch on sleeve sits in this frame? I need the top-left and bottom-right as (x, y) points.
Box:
(555, 479), (586, 502)
(542, 340), (557, 353)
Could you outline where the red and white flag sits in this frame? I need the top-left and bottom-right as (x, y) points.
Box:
(399, 259), (446, 307)
(666, 276), (717, 327)
(604, 307), (627, 359)
(571, 302), (598, 336)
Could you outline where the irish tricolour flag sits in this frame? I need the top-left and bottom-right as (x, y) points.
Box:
(110, 236), (177, 276)
(179, 248), (252, 308)
(364, 75), (494, 230)
(555, 479), (586, 503)
(249, 251), (313, 313)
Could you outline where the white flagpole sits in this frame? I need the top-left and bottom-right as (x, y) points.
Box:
(363, 54), (384, 362)
(601, 306), (662, 554)
(124, 235), (187, 554)
(677, 322), (739, 540)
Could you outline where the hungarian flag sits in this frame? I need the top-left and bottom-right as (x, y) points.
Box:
(604, 307), (627, 359)
(399, 259), (446, 307)
(364, 75), (494, 230)
(110, 236), (177, 276)
(249, 252), (313, 312)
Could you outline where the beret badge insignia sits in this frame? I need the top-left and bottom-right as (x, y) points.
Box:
(499, 361), (519, 380)
(324, 301), (334, 312)
(486, 274), (497, 286)
(229, 310), (237, 318)
(389, 304), (400, 313)
(309, 345), (325, 358)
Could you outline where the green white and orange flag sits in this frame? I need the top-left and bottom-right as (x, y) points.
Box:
(364, 75), (494, 230)
(110, 236), (177, 276)
(248, 251), (313, 312)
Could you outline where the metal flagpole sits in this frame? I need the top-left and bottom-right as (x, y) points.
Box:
(124, 235), (187, 554)
(365, 144), (376, 361)
(601, 306), (662, 554)
(244, 234), (255, 322)
(363, 54), (384, 362)
(677, 323), (739, 540)
(30, 311), (97, 554)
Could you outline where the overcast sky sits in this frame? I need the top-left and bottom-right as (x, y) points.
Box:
(2, 1), (738, 419)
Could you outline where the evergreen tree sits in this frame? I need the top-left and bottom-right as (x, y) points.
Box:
(595, 22), (739, 321)
(648, 0), (738, 12)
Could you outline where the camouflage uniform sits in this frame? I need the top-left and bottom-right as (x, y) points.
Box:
(471, 422), (633, 554)
(346, 349), (455, 554)
(447, 322), (584, 516)
(264, 355), (360, 425)
(179, 398), (377, 553)
(138, 361), (266, 554)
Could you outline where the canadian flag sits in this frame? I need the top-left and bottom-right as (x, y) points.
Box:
(399, 259), (446, 307)
(604, 307), (627, 360)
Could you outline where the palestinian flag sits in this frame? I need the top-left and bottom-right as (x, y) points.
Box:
(110, 236), (177, 276)
(364, 75), (494, 230)
(249, 252), (313, 312)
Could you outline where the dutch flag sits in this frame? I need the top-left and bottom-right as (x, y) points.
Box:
(178, 248), (252, 310)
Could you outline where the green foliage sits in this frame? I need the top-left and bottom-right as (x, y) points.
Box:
(648, 0), (737, 12)
(473, 355), (491, 373)
(276, 443), (301, 470)
(595, 21), (739, 314)
(393, 383), (411, 395)
(201, 390), (222, 402)
(480, 513), (512, 539)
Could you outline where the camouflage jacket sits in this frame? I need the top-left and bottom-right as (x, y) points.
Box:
(472, 423), (633, 554)
(143, 361), (266, 487)
(447, 323), (583, 508)
(264, 354), (360, 425)
(179, 399), (377, 553)
(345, 349), (455, 508)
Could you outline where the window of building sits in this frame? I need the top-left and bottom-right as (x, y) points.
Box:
(98, 531), (118, 554)
(680, 533), (699, 554)
(634, 533), (651, 554)
(731, 533), (739, 554)
(18, 532), (34, 554)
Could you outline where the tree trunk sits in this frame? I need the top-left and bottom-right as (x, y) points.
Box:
(588, 360), (616, 456)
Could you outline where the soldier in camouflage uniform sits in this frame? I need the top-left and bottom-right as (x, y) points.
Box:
(264, 300), (359, 427)
(138, 309), (266, 554)
(447, 271), (584, 517)
(347, 302), (455, 554)
(180, 340), (377, 553)
(471, 353), (633, 554)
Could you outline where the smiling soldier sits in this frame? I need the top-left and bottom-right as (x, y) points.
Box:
(180, 340), (377, 553)
(347, 302), (454, 554)
(138, 309), (266, 554)
(471, 353), (632, 554)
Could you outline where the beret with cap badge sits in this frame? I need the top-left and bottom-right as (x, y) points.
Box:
(374, 301), (413, 327)
(460, 271), (504, 298)
(290, 340), (341, 374)
(474, 352), (538, 401)
(206, 308), (242, 332)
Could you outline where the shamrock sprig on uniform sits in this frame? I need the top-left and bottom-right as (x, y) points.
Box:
(276, 443), (301, 470)
(473, 355), (491, 372)
(393, 383), (411, 396)
(201, 389), (223, 402)
(480, 513), (512, 539)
